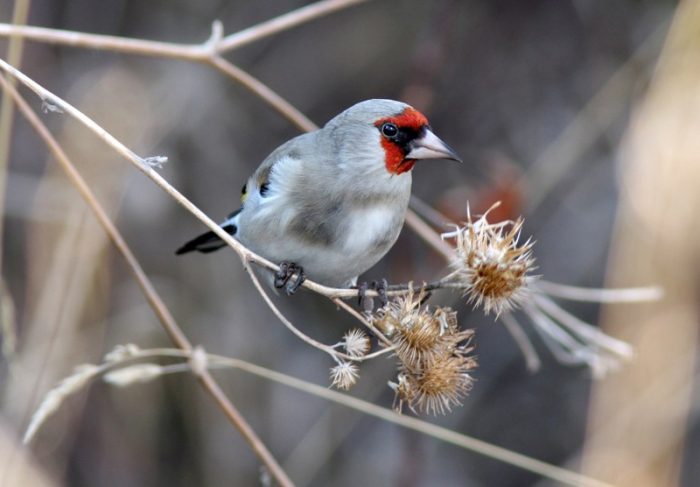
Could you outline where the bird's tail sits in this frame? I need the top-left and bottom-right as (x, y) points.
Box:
(175, 210), (240, 255)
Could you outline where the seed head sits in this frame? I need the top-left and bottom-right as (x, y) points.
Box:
(372, 288), (425, 337)
(391, 352), (476, 415)
(329, 361), (359, 391)
(443, 209), (536, 317)
(373, 291), (477, 415)
(342, 328), (371, 358)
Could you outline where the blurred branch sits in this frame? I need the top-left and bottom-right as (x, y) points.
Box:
(532, 280), (662, 303)
(217, 0), (371, 53)
(0, 73), (294, 487)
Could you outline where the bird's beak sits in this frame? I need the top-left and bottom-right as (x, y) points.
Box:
(406, 129), (462, 162)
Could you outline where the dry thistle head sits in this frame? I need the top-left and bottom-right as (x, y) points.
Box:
(372, 291), (477, 415)
(371, 288), (424, 337)
(392, 353), (477, 415)
(443, 208), (536, 317)
(329, 361), (359, 391)
(342, 328), (371, 358)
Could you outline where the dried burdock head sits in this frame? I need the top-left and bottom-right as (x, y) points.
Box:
(371, 287), (425, 337)
(391, 351), (477, 415)
(374, 291), (477, 415)
(443, 207), (536, 317)
(329, 361), (359, 391)
(342, 328), (371, 358)
(392, 304), (473, 370)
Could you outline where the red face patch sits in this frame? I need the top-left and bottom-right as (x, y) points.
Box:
(375, 108), (429, 175)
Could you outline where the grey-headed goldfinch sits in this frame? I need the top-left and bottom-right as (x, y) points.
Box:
(176, 99), (459, 292)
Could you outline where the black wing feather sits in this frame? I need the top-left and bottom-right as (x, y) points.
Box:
(175, 223), (237, 255)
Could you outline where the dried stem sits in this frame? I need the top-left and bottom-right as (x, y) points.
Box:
(243, 264), (355, 362)
(499, 312), (541, 372)
(532, 279), (663, 303)
(0, 74), (293, 487)
(217, 0), (370, 52)
(404, 207), (456, 262)
(331, 297), (394, 348)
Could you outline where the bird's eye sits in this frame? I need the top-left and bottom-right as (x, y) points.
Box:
(381, 122), (398, 138)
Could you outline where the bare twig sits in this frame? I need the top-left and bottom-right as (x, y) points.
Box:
(0, 74), (293, 487)
(217, 0), (370, 52)
(499, 312), (541, 372)
(243, 264), (354, 361)
(532, 280), (663, 303)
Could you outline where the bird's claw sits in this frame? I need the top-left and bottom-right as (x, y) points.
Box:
(374, 278), (389, 307)
(355, 278), (389, 312)
(274, 261), (305, 295)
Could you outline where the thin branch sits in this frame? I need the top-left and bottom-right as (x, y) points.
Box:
(531, 294), (633, 360)
(208, 56), (317, 132)
(243, 264), (355, 361)
(404, 208), (456, 262)
(499, 312), (541, 373)
(532, 279), (663, 303)
(217, 0), (370, 52)
(331, 297), (393, 348)
(0, 74), (293, 487)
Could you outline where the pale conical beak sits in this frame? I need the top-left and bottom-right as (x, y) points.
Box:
(406, 129), (462, 162)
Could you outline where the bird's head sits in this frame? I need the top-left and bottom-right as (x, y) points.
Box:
(328, 99), (461, 177)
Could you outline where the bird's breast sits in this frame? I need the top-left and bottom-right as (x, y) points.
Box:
(340, 204), (405, 259)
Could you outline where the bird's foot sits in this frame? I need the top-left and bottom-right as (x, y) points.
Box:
(274, 261), (306, 295)
(354, 278), (389, 312)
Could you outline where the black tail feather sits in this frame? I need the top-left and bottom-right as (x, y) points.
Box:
(175, 224), (237, 255)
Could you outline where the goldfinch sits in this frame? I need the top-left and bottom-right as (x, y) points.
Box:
(176, 99), (460, 292)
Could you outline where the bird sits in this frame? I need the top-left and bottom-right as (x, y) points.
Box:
(176, 99), (460, 294)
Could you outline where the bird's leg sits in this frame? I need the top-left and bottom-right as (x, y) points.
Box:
(274, 261), (305, 295)
(372, 279), (389, 307)
(355, 281), (372, 312)
(287, 266), (306, 295)
(354, 279), (389, 312)
(274, 262), (291, 289)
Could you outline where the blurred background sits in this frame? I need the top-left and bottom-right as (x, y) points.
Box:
(1, 0), (698, 486)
